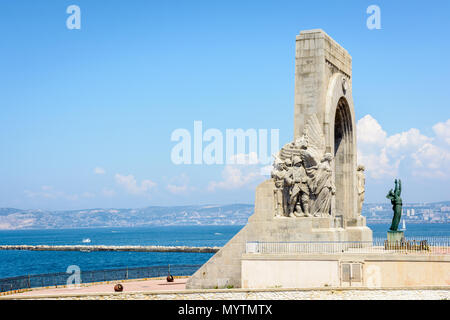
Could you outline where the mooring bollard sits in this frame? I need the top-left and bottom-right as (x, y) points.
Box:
(167, 264), (174, 282)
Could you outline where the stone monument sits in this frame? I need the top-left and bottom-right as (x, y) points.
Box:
(186, 29), (373, 289)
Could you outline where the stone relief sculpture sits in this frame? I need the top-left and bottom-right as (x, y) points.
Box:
(284, 156), (310, 217)
(356, 165), (365, 216)
(271, 157), (289, 217)
(271, 114), (336, 218)
(310, 153), (335, 217)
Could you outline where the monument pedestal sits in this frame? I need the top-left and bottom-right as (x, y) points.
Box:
(387, 230), (404, 244)
(186, 179), (373, 289)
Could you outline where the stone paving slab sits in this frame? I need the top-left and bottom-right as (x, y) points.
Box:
(1, 276), (448, 300)
(4, 278), (187, 298)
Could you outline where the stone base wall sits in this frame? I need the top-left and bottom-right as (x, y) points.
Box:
(241, 253), (450, 289)
(186, 179), (372, 289)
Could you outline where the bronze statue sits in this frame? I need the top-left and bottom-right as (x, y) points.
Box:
(386, 179), (402, 231)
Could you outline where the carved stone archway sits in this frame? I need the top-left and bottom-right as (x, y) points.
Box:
(324, 73), (357, 224)
(334, 97), (354, 221)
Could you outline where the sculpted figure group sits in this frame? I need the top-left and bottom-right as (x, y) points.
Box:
(271, 114), (367, 219)
(271, 115), (336, 218)
(272, 151), (335, 218)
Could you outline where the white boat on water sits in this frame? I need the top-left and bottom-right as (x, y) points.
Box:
(400, 220), (406, 231)
(82, 238), (91, 243)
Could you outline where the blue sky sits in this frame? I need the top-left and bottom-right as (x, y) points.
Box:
(0, 0), (449, 210)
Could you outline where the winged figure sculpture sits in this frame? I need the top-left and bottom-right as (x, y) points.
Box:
(299, 114), (326, 169)
(278, 114), (326, 168)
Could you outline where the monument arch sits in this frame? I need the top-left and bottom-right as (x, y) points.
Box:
(324, 73), (358, 225)
(333, 97), (355, 223)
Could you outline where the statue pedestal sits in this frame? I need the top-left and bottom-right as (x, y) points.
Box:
(387, 230), (404, 244)
(187, 179), (373, 289)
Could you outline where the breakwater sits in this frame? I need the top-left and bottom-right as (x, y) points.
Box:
(0, 245), (220, 253)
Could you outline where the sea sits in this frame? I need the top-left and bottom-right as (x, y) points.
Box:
(0, 223), (449, 279)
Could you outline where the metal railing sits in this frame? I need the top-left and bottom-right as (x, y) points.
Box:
(0, 264), (201, 293)
(246, 237), (450, 255)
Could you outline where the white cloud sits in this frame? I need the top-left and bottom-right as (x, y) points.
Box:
(433, 119), (450, 145)
(94, 167), (106, 175)
(167, 184), (189, 194)
(357, 115), (397, 178)
(166, 173), (194, 194)
(357, 148), (399, 179)
(102, 188), (116, 197)
(411, 143), (450, 178)
(114, 174), (157, 195)
(81, 192), (95, 199)
(24, 186), (95, 201)
(228, 152), (259, 165)
(208, 152), (265, 191)
(24, 188), (57, 199)
(385, 128), (432, 155)
(357, 115), (387, 147)
(357, 115), (450, 179)
(259, 165), (273, 176)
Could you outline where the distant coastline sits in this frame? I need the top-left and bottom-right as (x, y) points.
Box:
(0, 201), (449, 230)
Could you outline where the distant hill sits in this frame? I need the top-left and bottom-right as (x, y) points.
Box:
(0, 200), (448, 230)
(0, 204), (254, 230)
(0, 208), (25, 216)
